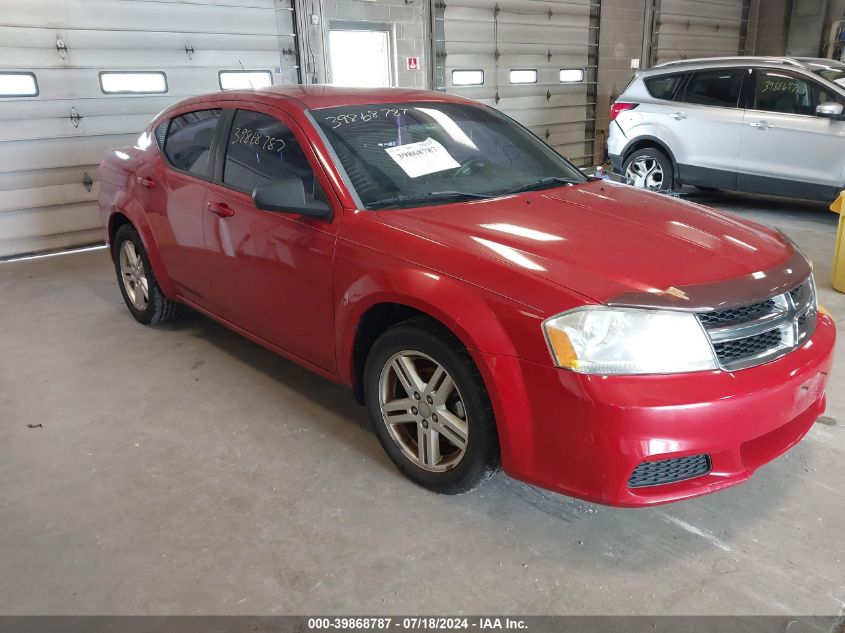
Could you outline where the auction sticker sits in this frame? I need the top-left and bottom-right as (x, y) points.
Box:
(385, 137), (460, 178)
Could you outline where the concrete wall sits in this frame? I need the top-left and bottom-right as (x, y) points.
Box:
(295, 0), (428, 88)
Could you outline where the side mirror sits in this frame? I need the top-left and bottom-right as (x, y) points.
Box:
(252, 178), (332, 219)
(815, 101), (844, 119)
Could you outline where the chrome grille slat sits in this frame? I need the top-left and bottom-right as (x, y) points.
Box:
(697, 278), (817, 371)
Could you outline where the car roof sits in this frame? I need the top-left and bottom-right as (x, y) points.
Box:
(645, 56), (845, 74)
(168, 85), (473, 115)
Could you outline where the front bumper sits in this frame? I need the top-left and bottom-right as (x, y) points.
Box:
(480, 313), (836, 507)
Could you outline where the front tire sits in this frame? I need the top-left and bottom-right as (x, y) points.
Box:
(623, 147), (674, 191)
(113, 224), (178, 325)
(364, 318), (500, 494)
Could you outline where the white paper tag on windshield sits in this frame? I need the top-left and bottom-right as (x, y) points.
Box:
(385, 137), (460, 178)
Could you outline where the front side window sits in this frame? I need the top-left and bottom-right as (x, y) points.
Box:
(312, 102), (587, 209)
(645, 73), (685, 100)
(223, 110), (322, 201)
(755, 70), (839, 115)
(681, 69), (744, 108)
(163, 109), (221, 175)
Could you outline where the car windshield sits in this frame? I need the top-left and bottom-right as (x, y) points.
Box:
(311, 101), (587, 210)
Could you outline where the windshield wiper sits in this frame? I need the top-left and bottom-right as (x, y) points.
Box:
(504, 176), (575, 195)
(366, 191), (493, 210)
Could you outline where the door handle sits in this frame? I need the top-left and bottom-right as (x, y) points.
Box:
(208, 202), (234, 218)
(668, 111), (687, 120)
(136, 176), (156, 189)
(750, 120), (773, 129)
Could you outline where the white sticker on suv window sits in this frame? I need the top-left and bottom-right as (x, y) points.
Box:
(385, 137), (460, 178)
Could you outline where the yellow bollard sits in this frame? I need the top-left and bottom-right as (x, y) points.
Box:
(831, 190), (845, 294)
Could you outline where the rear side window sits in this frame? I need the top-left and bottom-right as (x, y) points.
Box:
(162, 109), (222, 176)
(645, 73), (685, 100)
(223, 109), (319, 196)
(681, 69), (745, 108)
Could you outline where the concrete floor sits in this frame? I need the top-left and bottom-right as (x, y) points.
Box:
(1, 190), (844, 616)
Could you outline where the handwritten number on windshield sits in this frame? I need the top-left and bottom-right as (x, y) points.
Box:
(325, 108), (409, 129)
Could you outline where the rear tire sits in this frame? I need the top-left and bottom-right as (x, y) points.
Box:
(364, 318), (500, 494)
(113, 224), (178, 325)
(623, 147), (674, 192)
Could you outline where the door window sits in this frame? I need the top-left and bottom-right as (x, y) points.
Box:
(681, 69), (744, 108)
(644, 73), (686, 100)
(754, 70), (839, 115)
(223, 110), (323, 202)
(163, 109), (222, 176)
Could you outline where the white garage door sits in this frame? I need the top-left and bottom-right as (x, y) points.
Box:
(650, 0), (750, 65)
(432, 0), (599, 167)
(0, 0), (299, 258)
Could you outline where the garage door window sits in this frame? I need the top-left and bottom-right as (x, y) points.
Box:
(510, 69), (538, 84)
(452, 70), (484, 86)
(0, 72), (38, 97)
(223, 110), (321, 201)
(162, 109), (221, 176)
(219, 70), (273, 91)
(100, 71), (168, 94)
(681, 69), (744, 108)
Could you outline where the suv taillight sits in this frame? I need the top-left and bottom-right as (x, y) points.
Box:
(610, 102), (637, 122)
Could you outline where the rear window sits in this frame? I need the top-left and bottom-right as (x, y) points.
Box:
(162, 109), (222, 176)
(645, 73), (685, 100)
(681, 69), (744, 108)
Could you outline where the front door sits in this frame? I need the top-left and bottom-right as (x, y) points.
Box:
(738, 68), (845, 199)
(202, 107), (339, 372)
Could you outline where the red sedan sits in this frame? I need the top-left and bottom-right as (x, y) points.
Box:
(98, 86), (835, 506)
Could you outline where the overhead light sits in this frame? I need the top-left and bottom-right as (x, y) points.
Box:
(0, 72), (38, 97)
(452, 70), (484, 86)
(99, 72), (167, 94)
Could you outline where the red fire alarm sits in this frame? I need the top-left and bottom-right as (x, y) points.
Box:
(406, 57), (420, 70)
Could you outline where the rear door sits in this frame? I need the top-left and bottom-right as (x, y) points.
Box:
(202, 105), (339, 372)
(145, 107), (223, 304)
(738, 68), (845, 199)
(669, 67), (747, 189)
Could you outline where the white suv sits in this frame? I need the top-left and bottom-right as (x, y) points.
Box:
(607, 57), (845, 201)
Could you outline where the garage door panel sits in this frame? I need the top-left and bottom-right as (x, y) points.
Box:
(1, 0), (279, 35)
(0, 0), (299, 256)
(651, 0), (749, 64)
(0, 135), (137, 173)
(0, 166), (100, 192)
(435, 0), (598, 167)
(0, 115), (154, 143)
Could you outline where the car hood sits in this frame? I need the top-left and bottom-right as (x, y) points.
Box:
(375, 180), (805, 310)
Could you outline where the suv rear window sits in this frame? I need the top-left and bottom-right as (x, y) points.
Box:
(645, 73), (685, 100)
(681, 69), (744, 108)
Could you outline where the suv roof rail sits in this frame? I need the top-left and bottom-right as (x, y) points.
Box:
(652, 56), (806, 69)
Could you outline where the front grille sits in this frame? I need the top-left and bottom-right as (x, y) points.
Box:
(696, 278), (816, 371)
(713, 329), (782, 364)
(697, 299), (777, 327)
(628, 454), (711, 488)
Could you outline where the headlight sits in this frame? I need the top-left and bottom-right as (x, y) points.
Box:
(543, 307), (718, 375)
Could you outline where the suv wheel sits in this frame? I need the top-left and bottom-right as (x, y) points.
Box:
(364, 318), (500, 494)
(623, 148), (673, 191)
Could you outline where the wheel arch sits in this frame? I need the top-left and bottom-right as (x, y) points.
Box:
(105, 203), (176, 297)
(621, 135), (680, 183)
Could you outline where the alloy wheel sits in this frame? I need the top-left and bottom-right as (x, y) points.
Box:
(625, 156), (664, 190)
(119, 240), (149, 311)
(378, 350), (469, 472)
